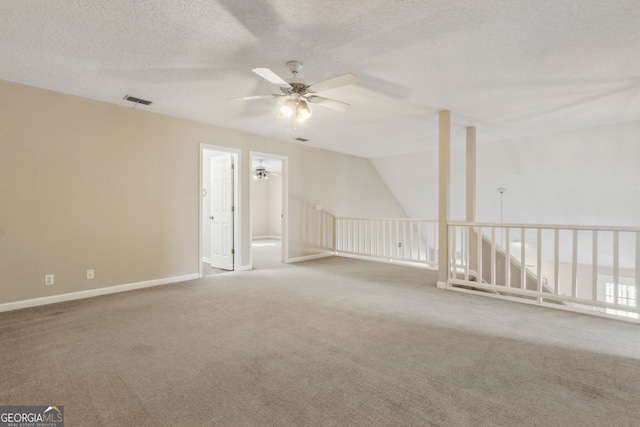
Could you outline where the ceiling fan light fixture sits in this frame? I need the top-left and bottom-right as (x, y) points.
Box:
(253, 160), (269, 180)
(279, 98), (297, 119)
(296, 100), (311, 122)
(253, 167), (269, 180)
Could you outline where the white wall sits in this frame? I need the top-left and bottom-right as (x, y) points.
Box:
(370, 144), (465, 221)
(371, 119), (640, 227)
(476, 121), (640, 226)
(250, 177), (272, 238)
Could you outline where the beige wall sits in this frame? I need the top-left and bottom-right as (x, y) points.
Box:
(268, 175), (283, 237)
(0, 80), (405, 305)
(250, 176), (273, 238)
(250, 173), (282, 239)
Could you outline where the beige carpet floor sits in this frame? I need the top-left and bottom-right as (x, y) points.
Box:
(1, 252), (639, 426)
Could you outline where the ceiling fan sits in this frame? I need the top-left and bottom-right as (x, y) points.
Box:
(228, 61), (358, 122)
(253, 159), (280, 181)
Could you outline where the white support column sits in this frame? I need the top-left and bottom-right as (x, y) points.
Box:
(466, 126), (478, 276)
(466, 126), (476, 223)
(437, 110), (451, 289)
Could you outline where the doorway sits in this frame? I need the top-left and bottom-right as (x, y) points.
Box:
(200, 145), (240, 277)
(250, 151), (288, 269)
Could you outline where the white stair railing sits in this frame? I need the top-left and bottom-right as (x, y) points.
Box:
(447, 222), (640, 322)
(333, 217), (639, 322)
(334, 218), (438, 268)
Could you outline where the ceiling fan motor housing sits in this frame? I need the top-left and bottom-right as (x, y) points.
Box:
(287, 61), (303, 75)
(281, 83), (311, 97)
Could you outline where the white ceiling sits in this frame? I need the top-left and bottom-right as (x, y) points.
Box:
(2, 0), (639, 158)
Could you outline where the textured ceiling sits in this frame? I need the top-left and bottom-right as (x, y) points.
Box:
(1, 0), (639, 158)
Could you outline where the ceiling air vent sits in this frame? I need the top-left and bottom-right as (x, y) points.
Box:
(123, 95), (152, 106)
(295, 137), (309, 142)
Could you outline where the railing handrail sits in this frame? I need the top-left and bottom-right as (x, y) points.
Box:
(335, 217), (437, 222)
(336, 218), (640, 232)
(337, 219), (640, 233)
(448, 221), (640, 233)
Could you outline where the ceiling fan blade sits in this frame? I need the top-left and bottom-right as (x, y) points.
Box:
(306, 95), (350, 111)
(252, 68), (292, 88)
(226, 94), (284, 101)
(308, 73), (358, 93)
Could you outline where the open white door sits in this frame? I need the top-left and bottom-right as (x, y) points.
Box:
(210, 153), (234, 270)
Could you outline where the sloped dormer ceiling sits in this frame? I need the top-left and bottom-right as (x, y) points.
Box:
(1, 0), (639, 158)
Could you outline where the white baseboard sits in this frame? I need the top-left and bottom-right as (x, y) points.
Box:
(252, 236), (282, 241)
(287, 252), (334, 263)
(0, 273), (200, 313)
(202, 257), (211, 264)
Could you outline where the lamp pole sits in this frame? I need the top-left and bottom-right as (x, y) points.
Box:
(497, 187), (506, 245)
(497, 187), (506, 223)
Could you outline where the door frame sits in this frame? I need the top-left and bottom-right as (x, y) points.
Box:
(199, 144), (241, 277)
(249, 151), (289, 268)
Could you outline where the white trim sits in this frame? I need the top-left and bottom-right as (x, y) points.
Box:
(202, 257), (211, 264)
(448, 221), (640, 233)
(281, 159), (289, 263)
(0, 274), (200, 313)
(335, 217), (437, 222)
(287, 252), (334, 263)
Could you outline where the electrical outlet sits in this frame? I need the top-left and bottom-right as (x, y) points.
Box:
(87, 269), (94, 280)
(45, 274), (54, 286)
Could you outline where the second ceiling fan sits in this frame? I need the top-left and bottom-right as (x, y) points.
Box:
(229, 61), (358, 122)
